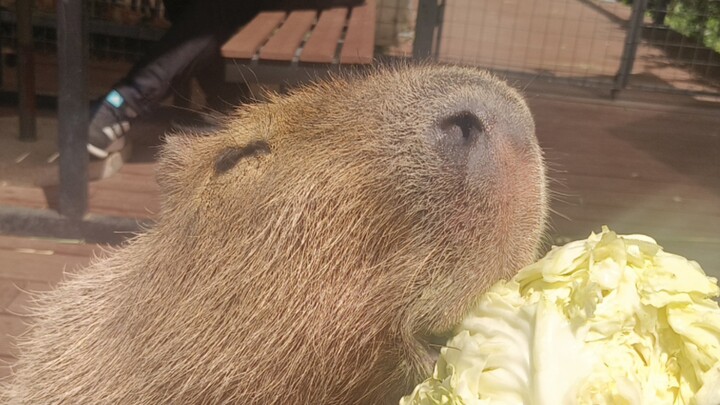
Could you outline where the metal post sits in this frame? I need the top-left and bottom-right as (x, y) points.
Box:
(0, 16), (3, 92)
(413, 0), (440, 60)
(57, 0), (89, 219)
(17, 0), (36, 141)
(433, 0), (445, 59)
(613, 0), (648, 96)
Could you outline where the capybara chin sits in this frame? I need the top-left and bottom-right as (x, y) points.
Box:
(3, 65), (547, 404)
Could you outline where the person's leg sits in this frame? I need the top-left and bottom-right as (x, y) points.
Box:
(116, 0), (259, 114)
(88, 0), (260, 158)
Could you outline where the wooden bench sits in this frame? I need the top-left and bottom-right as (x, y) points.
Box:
(221, 0), (376, 88)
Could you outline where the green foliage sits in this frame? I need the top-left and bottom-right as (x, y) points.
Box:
(664, 0), (720, 52)
(619, 0), (720, 52)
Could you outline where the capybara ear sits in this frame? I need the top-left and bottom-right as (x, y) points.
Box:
(213, 140), (271, 175)
(156, 133), (273, 212)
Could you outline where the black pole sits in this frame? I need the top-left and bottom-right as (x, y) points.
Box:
(17, 0), (36, 141)
(613, 0), (648, 97)
(57, 0), (89, 219)
(413, 0), (440, 60)
(433, 0), (445, 59)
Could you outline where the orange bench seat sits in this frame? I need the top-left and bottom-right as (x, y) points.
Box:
(221, 0), (376, 85)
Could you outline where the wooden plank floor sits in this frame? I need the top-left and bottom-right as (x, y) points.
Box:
(0, 116), (162, 219)
(0, 235), (105, 379)
(0, 161), (160, 219)
(529, 94), (720, 277)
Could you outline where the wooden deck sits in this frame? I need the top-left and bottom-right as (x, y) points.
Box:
(0, 160), (160, 219)
(0, 235), (104, 379)
(0, 87), (719, 381)
(531, 91), (720, 272)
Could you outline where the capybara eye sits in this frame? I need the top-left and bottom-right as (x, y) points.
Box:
(214, 140), (271, 174)
(440, 111), (484, 144)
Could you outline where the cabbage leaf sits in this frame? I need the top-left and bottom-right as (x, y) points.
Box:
(401, 227), (720, 405)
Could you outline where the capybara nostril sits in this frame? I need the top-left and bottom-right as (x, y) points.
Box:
(440, 111), (485, 142)
(433, 111), (487, 168)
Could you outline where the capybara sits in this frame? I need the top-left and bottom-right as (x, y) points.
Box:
(3, 65), (547, 404)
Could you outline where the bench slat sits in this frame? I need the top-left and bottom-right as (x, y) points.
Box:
(221, 11), (287, 59)
(299, 8), (348, 64)
(260, 10), (317, 61)
(340, 0), (376, 64)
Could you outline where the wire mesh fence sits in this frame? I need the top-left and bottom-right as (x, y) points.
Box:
(632, 0), (720, 94)
(439, 0), (629, 87)
(380, 0), (720, 96)
(0, 0), (167, 62)
(0, 0), (718, 96)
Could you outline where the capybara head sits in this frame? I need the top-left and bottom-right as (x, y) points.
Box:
(4, 65), (547, 404)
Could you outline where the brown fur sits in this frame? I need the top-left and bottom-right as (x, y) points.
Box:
(3, 65), (547, 404)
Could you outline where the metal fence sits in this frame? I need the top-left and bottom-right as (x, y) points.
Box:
(2, 0), (719, 95)
(633, 0), (720, 94)
(0, 0), (166, 62)
(380, 0), (720, 96)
